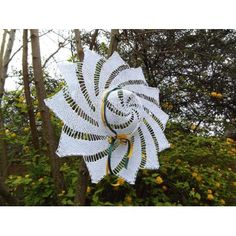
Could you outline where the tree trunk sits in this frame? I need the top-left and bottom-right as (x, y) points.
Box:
(89, 29), (99, 50)
(74, 29), (84, 62)
(30, 29), (65, 198)
(22, 29), (40, 151)
(0, 29), (16, 179)
(107, 29), (119, 57)
(73, 29), (90, 206)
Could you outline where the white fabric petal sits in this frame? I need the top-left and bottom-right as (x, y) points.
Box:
(98, 51), (128, 100)
(130, 86), (160, 106)
(85, 157), (108, 183)
(139, 122), (160, 169)
(45, 90), (106, 135)
(58, 61), (96, 117)
(144, 114), (170, 152)
(56, 130), (109, 157)
(82, 50), (103, 106)
(57, 62), (78, 94)
(108, 67), (148, 89)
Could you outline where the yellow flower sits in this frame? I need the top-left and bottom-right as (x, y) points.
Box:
(215, 182), (221, 188)
(192, 172), (198, 178)
(11, 133), (16, 138)
(233, 182), (236, 187)
(86, 186), (91, 193)
(5, 129), (10, 135)
(207, 189), (212, 194)
(24, 127), (30, 132)
(226, 138), (235, 145)
(155, 176), (163, 185)
(210, 92), (223, 99)
(196, 175), (202, 182)
(124, 195), (132, 204)
(162, 102), (173, 110)
(219, 199), (225, 205)
(162, 102), (169, 108)
(210, 92), (217, 97)
(207, 193), (214, 201)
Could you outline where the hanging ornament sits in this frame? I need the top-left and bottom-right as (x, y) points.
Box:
(45, 49), (170, 184)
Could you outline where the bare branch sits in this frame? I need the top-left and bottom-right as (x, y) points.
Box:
(42, 38), (69, 68)
(7, 45), (22, 65)
(8, 30), (54, 65)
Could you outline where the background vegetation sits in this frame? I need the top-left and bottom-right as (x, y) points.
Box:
(0, 29), (235, 206)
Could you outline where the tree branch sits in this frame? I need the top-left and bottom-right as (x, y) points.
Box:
(89, 29), (99, 50)
(74, 29), (84, 61)
(107, 29), (119, 58)
(42, 38), (69, 68)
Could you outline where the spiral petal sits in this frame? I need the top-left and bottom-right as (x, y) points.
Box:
(45, 89), (106, 135)
(56, 129), (109, 157)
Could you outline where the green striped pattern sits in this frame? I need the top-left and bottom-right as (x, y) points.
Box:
(136, 92), (159, 107)
(63, 88), (99, 127)
(104, 64), (129, 89)
(110, 113), (135, 130)
(76, 63), (96, 112)
(94, 58), (106, 96)
(106, 100), (130, 117)
(143, 106), (164, 131)
(143, 118), (159, 156)
(117, 79), (147, 88)
(84, 142), (119, 162)
(138, 127), (147, 168)
(63, 124), (106, 141)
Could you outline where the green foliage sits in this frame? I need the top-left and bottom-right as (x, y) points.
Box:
(6, 120), (235, 206)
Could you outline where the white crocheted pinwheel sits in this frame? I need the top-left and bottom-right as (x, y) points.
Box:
(45, 49), (170, 184)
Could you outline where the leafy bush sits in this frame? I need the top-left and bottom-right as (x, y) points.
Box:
(5, 122), (235, 206)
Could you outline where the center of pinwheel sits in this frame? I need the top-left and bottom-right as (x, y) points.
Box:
(101, 87), (144, 175)
(101, 88), (143, 136)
